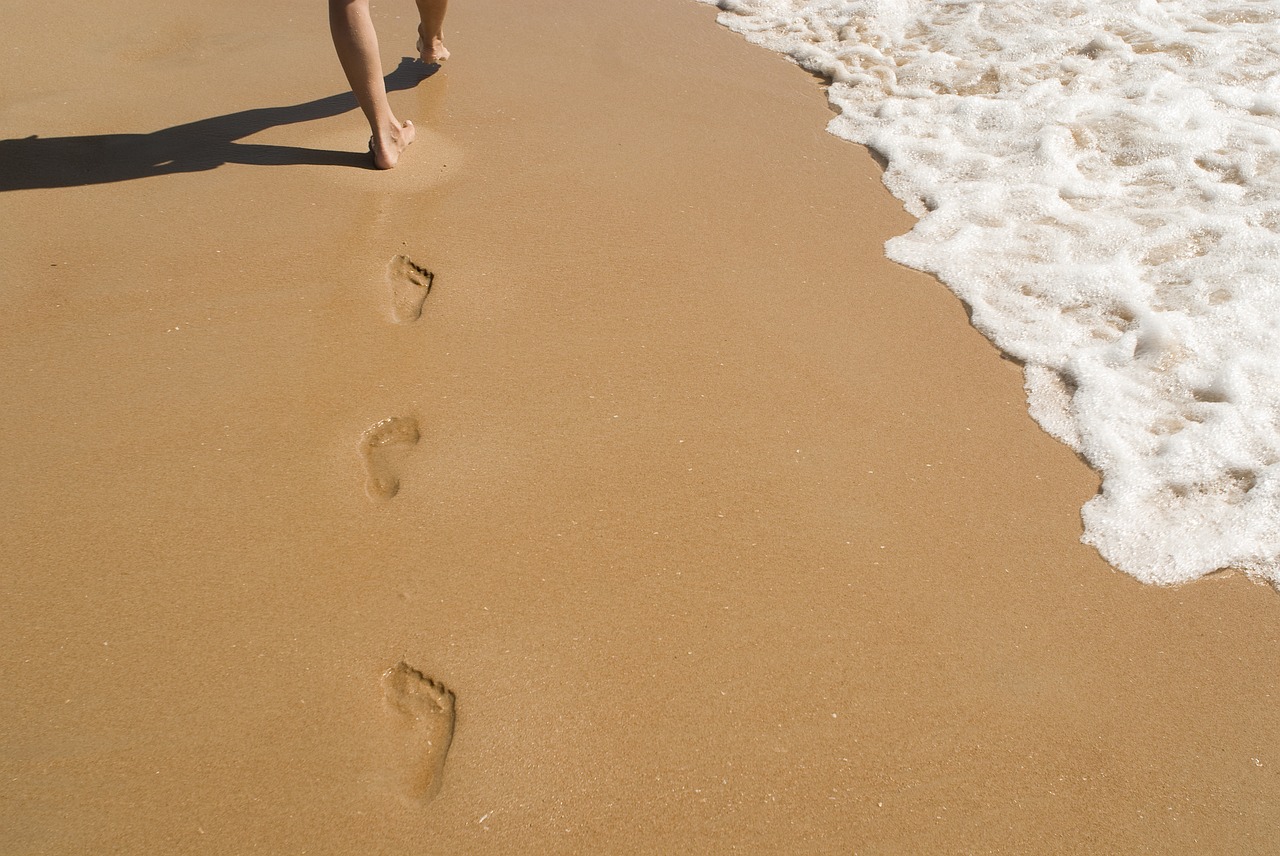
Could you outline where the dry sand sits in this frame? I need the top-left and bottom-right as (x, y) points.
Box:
(2, 0), (1278, 852)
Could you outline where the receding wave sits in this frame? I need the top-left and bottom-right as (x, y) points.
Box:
(699, 0), (1280, 585)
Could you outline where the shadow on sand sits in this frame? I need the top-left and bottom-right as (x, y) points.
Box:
(0, 58), (436, 192)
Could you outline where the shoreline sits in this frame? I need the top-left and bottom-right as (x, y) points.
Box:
(2, 0), (1278, 852)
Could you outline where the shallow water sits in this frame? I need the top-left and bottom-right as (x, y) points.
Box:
(700, 0), (1280, 585)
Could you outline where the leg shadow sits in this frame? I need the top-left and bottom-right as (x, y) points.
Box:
(0, 58), (437, 192)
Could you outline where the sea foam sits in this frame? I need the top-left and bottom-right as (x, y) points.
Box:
(698, 0), (1280, 585)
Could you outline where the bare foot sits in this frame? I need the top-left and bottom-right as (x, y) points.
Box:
(417, 25), (450, 64)
(371, 118), (416, 170)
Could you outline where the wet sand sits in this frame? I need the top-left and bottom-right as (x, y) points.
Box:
(2, 0), (1278, 852)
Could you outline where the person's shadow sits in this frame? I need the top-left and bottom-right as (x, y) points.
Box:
(0, 58), (436, 192)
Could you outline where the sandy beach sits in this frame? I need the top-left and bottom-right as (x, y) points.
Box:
(3, 0), (1278, 852)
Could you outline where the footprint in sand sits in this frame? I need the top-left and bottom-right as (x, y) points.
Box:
(360, 416), (420, 500)
(382, 661), (456, 803)
(388, 254), (434, 323)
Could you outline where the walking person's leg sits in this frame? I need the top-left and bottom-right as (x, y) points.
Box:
(329, 0), (415, 169)
(415, 0), (450, 64)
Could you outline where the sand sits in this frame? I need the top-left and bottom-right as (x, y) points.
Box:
(2, 0), (1278, 852)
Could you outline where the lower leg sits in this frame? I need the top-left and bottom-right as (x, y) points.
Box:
(329, 0), (415, 168)
(414, 0), (450, 63)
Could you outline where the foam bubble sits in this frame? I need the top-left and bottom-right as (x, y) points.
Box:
(701, 0), (1280, 585)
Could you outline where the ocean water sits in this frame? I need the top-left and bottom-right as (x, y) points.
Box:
(698, 0), (1280, 585)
